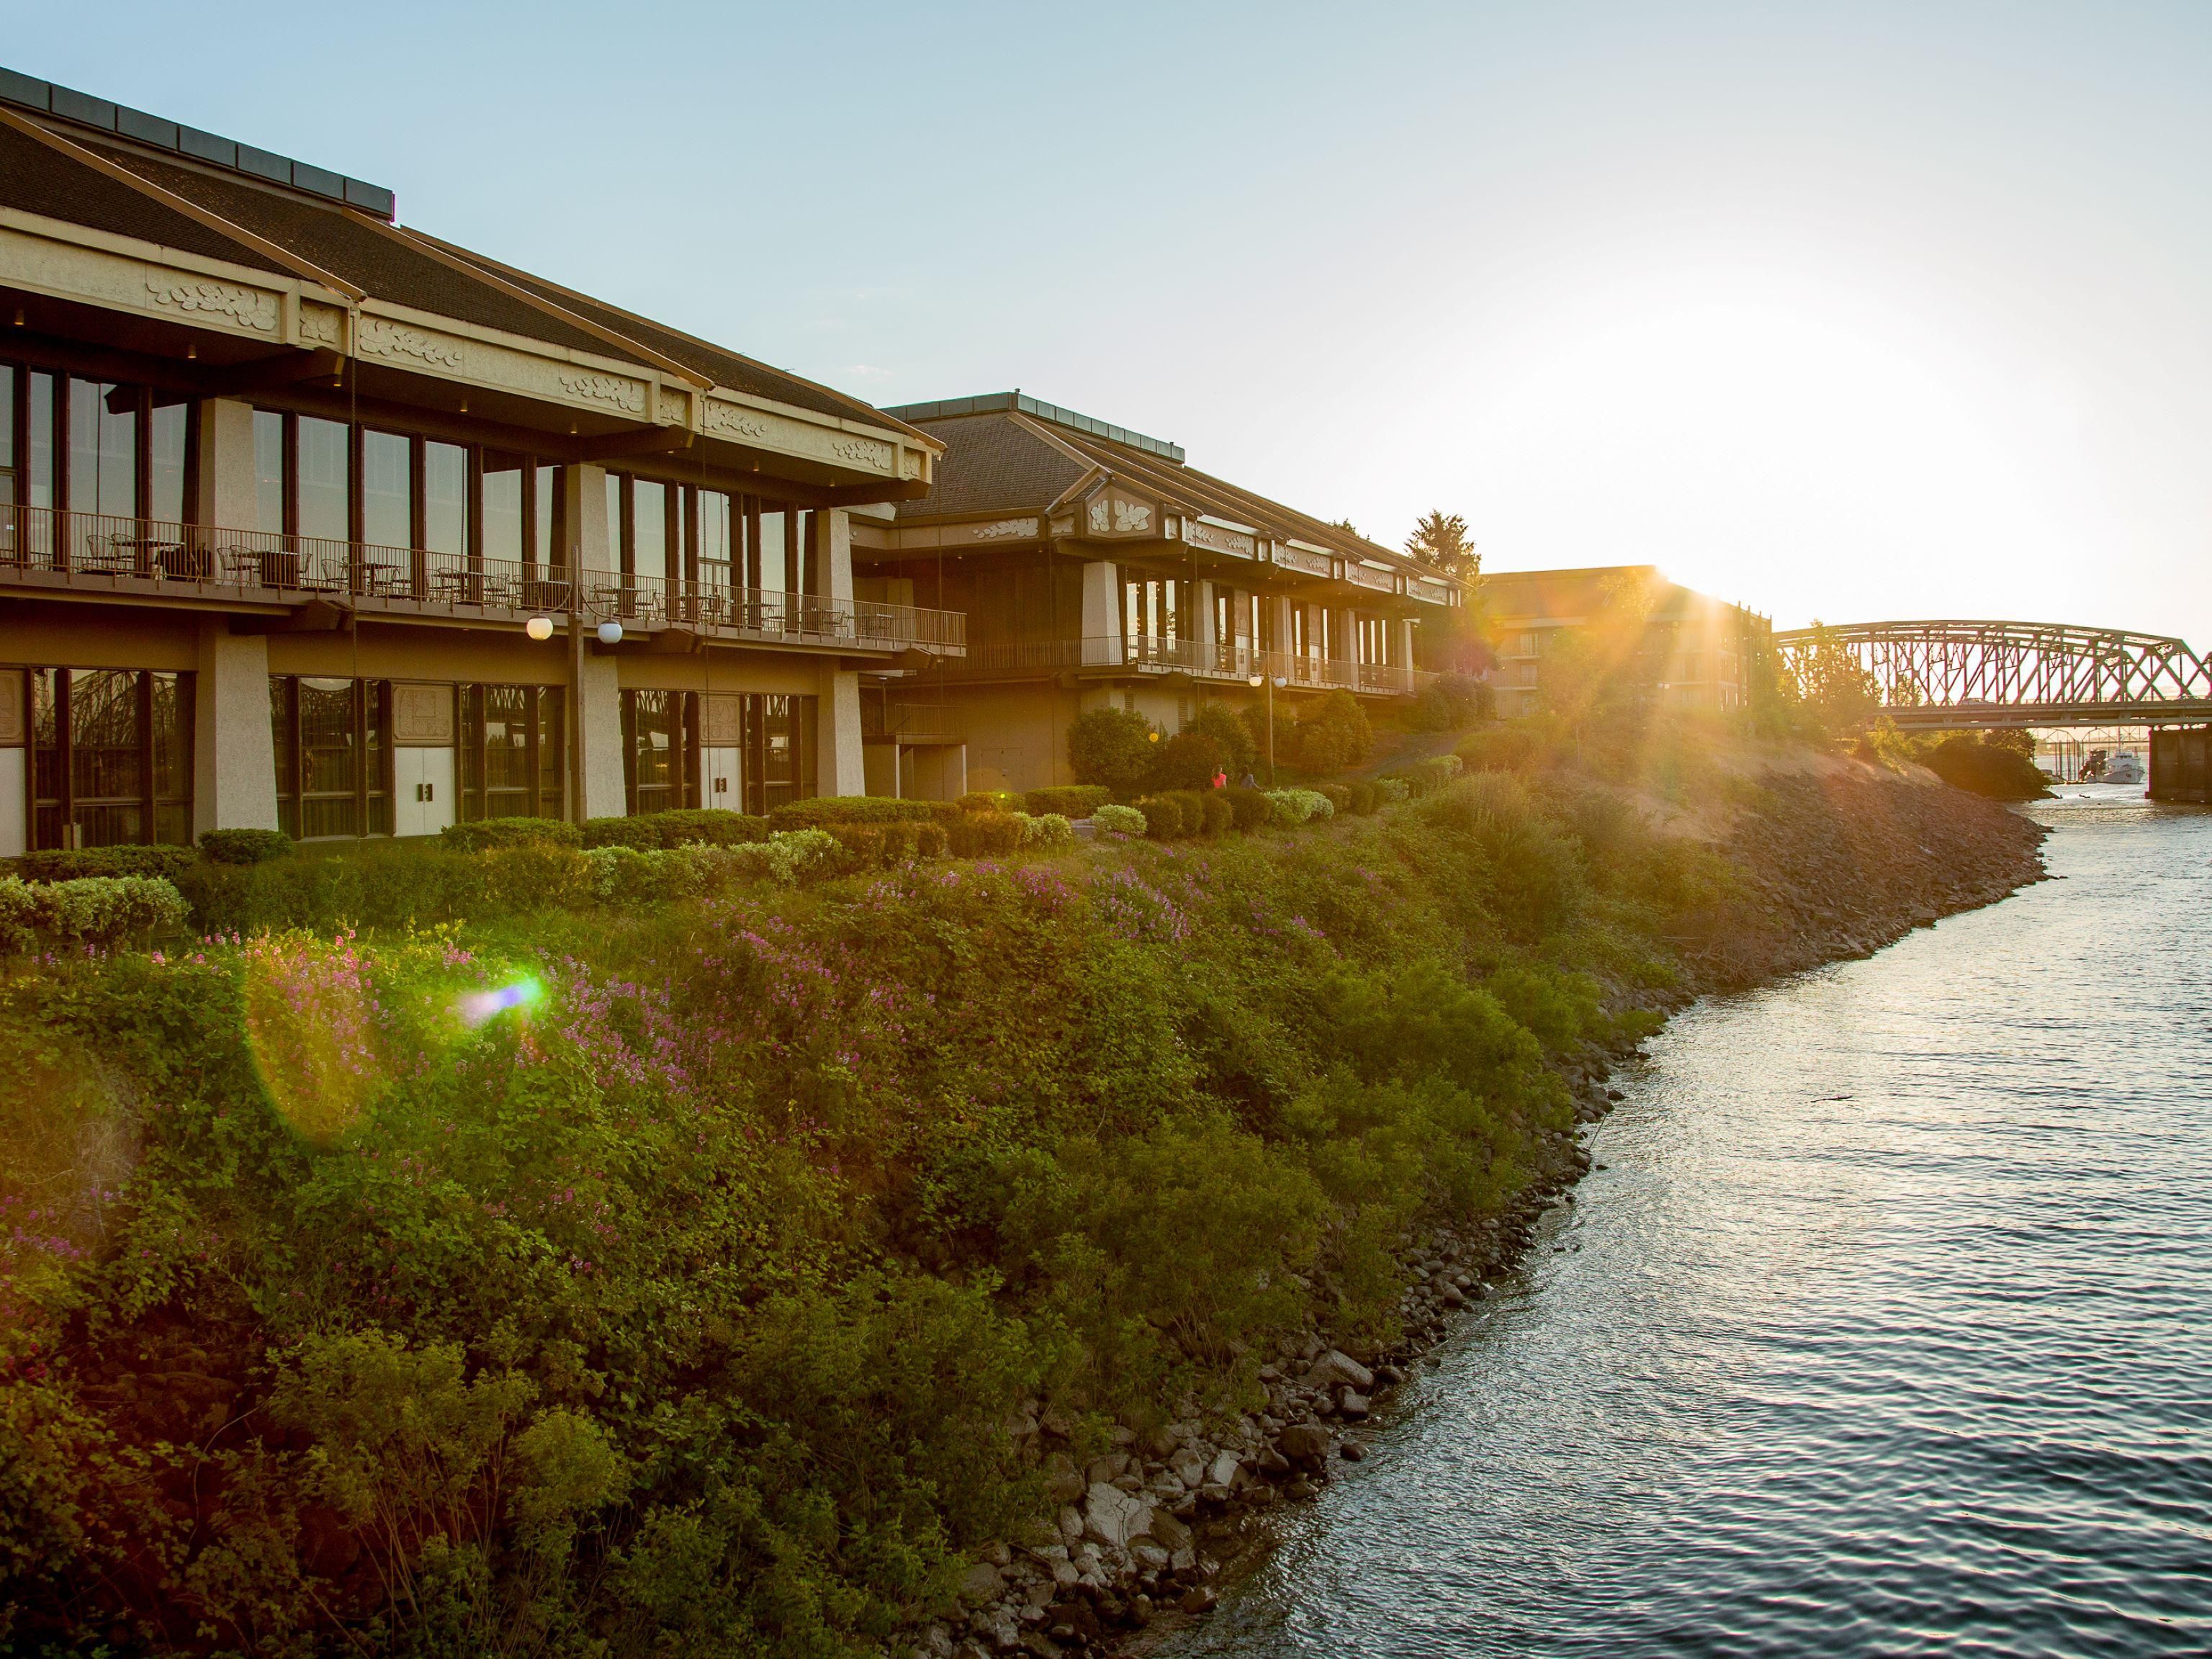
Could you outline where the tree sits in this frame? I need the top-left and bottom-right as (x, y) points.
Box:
(1067, 706), (1156, 793)
(1184, 701), (1258, 781)
(1403, 511), (1479, 584)
(1289, 691), (1373, 774)
(1148, 729), (1225, 792)
(1327, 518), (1362, 539)
(1781, 624), (1882, 738)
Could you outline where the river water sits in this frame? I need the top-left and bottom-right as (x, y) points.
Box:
(1162, 789), (2211, 1658)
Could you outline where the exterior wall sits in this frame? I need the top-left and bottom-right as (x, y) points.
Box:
(1080, 562), (1120, 665)
(199, 399), (258, 530)
(0, 747), (22, 859)
(905, 743), (966, 801)
(819, 666), (865, 797)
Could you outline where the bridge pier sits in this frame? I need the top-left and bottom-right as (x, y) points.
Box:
(2149, 727), (2211, 803)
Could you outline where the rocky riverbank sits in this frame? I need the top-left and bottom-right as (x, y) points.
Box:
(905, 761), (2048, 1659)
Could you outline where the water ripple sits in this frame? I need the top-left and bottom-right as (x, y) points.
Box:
(1162, 793), (2212, 1658)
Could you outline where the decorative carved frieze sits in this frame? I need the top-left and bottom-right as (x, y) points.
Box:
(658, 389), (691, 427)
(1085, 489), (1155, 537)
(145, 275), (276, 331)
(827, 434), (891, 467)
(701, 693), (743, 747)
(390, 683), (455, 746)
(900, 449), (925, 480)
(1187, 518), (1256, 559)
(559, 372), (645, 413)
(972, 518), (1040, 541)
(705, 401), (770, 441)
(297, 302), (345, 346)
(361, 316), (465, 369)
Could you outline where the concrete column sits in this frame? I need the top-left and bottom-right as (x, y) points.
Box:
(564, 465), (621, 819)
(576, 647), (626, 819)
(193, 624), (279, 836)
(1081, 561), (1120, 666)
(197, 398), (257, 530)
(823, 508), (853, 604)
(818, 665), (865, 796)
(1195, 580), (1218, 666)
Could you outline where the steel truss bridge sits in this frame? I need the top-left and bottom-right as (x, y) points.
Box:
(1771, 620), (2212, 728)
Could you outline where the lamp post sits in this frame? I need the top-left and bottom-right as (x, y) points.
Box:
(1249, 673), (1284, 786)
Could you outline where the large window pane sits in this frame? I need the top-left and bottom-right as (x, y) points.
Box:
(361, 430), (410, 549)
(700, 488), (731, 585)
(426, 441), (468, 557)
(632, 479), (666, 582)
(757, 510), (786, 592)
(297, 677), (359, 837)
(627, 688), (681, 812)
(606, 472), (621, 570)
(534, 465), (557, 570)
(150, 403), (186, 525)
(69, 669), (145, 848)
(297, 417), (349, 542)
(253, 410), (285, 534)
(0, 364), (14, 511)
(26, 373), (54, 511)
(482, 460), (522, 564)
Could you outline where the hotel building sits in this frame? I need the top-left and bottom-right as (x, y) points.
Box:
(0, 69), (958, 853)
(851, 392), (1458, 795)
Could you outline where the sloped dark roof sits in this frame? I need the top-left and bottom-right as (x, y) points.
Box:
(897, 408), (1426, 576)
(0, 122), (287, 275)
(8, 104), (915, 437)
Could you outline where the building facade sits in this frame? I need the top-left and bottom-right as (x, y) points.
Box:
(1479, 565), (1768, 720)
(850, 392), (1455, 795)
(0, 69), (957, 853)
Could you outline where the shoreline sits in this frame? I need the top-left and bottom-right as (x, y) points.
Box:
(919, 768), (2050, 1659)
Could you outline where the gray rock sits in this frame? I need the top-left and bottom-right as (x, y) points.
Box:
(1041, 1453), (1084, 1508)
(960, 1563), (1007, 1606)
(1082, 1481), (1154, 1550)
(1149, 1511), (1194, 1552)
(1056, 1505), (1083, 1542)
(1205, 1449), (1243, 1488)
(1277, 1423), (1331, 1468)
(1339, 1389), (1371, 1420)
(1310, 1349), (1375, 1392)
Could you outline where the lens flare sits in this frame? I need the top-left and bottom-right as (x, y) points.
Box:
(457, 976), (542, 1028)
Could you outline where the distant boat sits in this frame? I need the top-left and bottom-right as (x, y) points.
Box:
(2106, 752), (2145, 786)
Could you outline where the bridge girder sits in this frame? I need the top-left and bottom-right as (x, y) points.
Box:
(1771, 619), (2212, 728)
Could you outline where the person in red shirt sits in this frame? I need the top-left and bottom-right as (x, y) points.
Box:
(1212, 768), (1228, 790)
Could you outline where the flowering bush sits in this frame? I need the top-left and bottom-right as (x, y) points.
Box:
(1020, 812), (1076, 848)
(1265, 788), (1334, 825)
(1092, 802), (1148, 837)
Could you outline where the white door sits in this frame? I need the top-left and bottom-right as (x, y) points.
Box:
(393, 747), (455, 837)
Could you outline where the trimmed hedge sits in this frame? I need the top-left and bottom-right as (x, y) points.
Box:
(440, 817), (583, 853)
(1315, 783), (1352, 816)
(582, 809), (768, 850)
(958, 790), (1025, 814)
(947, 812), (1028, 859)
(0, 873), (189, 950)
(1197, 792), (1233, 836)
(768, 797), (962, 830)
(1346, 781), (1378, 816)
(1133, 796), (1183, 839)
(1023, 785), (1112, 819)
(1223, 786), (1272, 832)
(16, 845), (194, 884)
(1092, 804), (1147, 837)
(1166, 789), (1210, 838)
(1389, 753), (1468, 797)
(197, 828), (292, 865)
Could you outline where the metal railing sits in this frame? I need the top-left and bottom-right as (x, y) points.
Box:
(953, 634), (1431, 695)
(0, 505), (964, 655)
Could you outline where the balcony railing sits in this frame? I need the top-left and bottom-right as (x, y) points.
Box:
(0, 504), (963, 655)
(954, 634), (1431, 696)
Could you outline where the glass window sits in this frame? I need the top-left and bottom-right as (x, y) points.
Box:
(24, 667), (193, 849)
(150, 402), (187, 525)
(482, 459), (522, 564)
(296, 416), (349, 542)
(0, 363), (14, 511)
(26, 372), (54, 510)
(361, 429), (410, 549)
(632, 478), (666, 583)
(757, 510), (786, 593)
(253, 409), (285, 534)
(626, 688), (683, 813)
(742, 693), (815, 816)
(459, 683), (565, 822)
(606, 472), (621, 570)
(151, 673), (191, 845)
(699, 488), (731, 585)
(425, 441), (468, 558)
(534, 465), (557, 570)
(69, 379), (137, 519)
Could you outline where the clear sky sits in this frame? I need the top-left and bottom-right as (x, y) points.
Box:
(12, 3), (2211, 641)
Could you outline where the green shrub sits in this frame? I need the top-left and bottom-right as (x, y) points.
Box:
(439, 817), (583, 853)
(0, 874), (188, 950)
(1092, 803), (1148, 836)
(1265, 788), (1333, 826)
(580, 814), (664, 850)
(1346, 781), (1378, 815)
(647, 808), (772, 848)
(767, 797), (961, 831)
(1185, 701), (1259, 781)
(814, 819), (951, 871)
(1920, 734), (2053, 801)
(16, 844), (194, 884)
(1166, 788), (1211, 837)
(1068, 705), (1157, 792)
(1411, 672), (1492, 732)
(947, 812), (1027, 859)
(1021, 812), (1076, 849)
(1197, 792), (1234, 836)
(1024, 785), (1112, 819)
(1316, 783), (1352, 816)
(1289, 690), (1373, 773)
(197, 827), (294, 865)
(1390, 753), (1467, 798)
(1373, 776), (1411, 805)
(583, 832), (839, 906)
(1132, 796), (1184, 838)
(1456, 724), (1545, 773)
(1148, 730), (1224, 793)
(958, 790), (1025, 814)
(1223, 786), (1272, 832)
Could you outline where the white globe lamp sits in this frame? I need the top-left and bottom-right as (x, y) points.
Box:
(597, 621), (624, 646)
(525, 616), (554, 642)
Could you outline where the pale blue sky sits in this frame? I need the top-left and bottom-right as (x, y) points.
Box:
(12, 3), (2212, 641)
